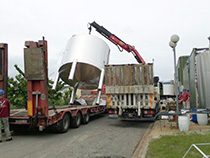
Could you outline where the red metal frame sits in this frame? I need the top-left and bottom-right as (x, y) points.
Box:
(0, 43), (8, 97)
(25, 40), (49, 119)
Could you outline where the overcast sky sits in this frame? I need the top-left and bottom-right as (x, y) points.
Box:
(1, 0), (210, 82)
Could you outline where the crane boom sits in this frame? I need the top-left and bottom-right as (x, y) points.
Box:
(88, 21), (146, 64)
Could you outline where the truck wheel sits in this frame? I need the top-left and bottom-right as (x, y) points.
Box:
(81, 111), (90, 124)
(58, 113), (70, 133)
(71, 112), (81, 128)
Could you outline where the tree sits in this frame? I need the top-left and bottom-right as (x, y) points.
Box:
(48, 80), (72, 106)
(7, 65), (27, 109)
(8, 64), (72, 109)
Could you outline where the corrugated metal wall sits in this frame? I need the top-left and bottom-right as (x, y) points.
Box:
(105, 64), (154, 94)
(183, 48), (210, 109)
(189, 49), (197, 108)
(176, 56), (189, 88)
(196, 51), (210, 109)
(183, 49), (197, 108)
(105, 64), (153, 87)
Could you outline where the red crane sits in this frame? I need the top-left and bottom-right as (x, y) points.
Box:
(88, 21), (146, 64)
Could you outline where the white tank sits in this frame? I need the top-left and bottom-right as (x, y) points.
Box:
(58, 34), (110, 90)
(162, 79), (175, 95)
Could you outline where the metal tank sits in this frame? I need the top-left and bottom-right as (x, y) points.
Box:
(53, 34), (110, 104)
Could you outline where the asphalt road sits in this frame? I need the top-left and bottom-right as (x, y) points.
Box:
(0, 114), (152, 158)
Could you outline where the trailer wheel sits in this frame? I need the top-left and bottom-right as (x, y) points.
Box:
(81, 111), (90, 124)
(71, 112), (81, 128)
(58, 113), (70, 133)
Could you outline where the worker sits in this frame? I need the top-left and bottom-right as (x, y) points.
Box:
(178, 91), (183, 109)
(0, 90), (12, 142)
(182, 88), (190, 109)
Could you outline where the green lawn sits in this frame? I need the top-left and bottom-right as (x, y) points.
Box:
(146, 132), (210, 158)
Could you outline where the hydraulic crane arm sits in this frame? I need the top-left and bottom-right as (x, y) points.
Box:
(88, 21), (146, 64)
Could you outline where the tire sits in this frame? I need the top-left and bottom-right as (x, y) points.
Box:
(71, 112), (81, 128)
(81, 111), (90, 124)
(58, 113), (70, 133)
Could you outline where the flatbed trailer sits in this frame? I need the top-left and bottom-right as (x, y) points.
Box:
(9, 104), (106, 132)
(8, 38), (107, 133)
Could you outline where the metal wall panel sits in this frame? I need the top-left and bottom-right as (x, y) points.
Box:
(183, 48), (209, 109)
(24, 48), (45, 80)
(176, 56), (189, 86)
(196, 51), (210, 109)
(188, 49), (197, 108)
(105, 64), (153, 87)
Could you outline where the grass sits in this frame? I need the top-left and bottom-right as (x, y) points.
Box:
(146, 132), (210, 158)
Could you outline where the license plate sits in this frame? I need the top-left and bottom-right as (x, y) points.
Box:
(108, 114), (118, 119)
(15, 120), (28, 123)
(128, 113), (133, 118)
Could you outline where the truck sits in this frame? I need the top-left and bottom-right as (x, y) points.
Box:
(9, 38), (107, 133)
(88, 22), (160, 119)
(105, 63), (159, 119)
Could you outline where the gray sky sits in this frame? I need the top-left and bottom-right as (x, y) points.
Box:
(1, 0), (210, 81)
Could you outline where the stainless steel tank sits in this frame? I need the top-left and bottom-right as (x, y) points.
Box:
(58, 34), (110, 90)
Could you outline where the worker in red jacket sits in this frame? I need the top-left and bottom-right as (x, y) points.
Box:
(182, 88), (190, 109)
(0, 90), (12, 142)
(178, 91), (183, 109)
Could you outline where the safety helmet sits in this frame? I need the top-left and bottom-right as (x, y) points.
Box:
(0, 89), (4, 95)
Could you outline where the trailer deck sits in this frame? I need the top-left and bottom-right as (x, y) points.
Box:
(9, 104), (107, 132)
